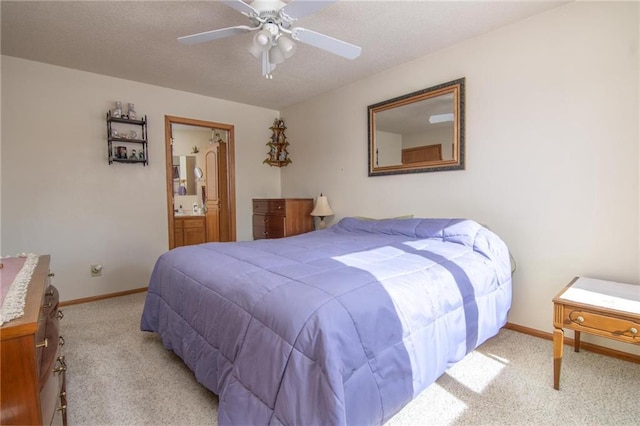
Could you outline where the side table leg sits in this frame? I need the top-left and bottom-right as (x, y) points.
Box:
(574, 330), (581, 352)
(553, 328), (564, 390)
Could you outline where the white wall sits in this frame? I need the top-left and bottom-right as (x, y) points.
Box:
(1, 56), (280, 300)
(281, 2), (639, 353)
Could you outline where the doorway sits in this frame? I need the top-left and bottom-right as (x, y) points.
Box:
(164, 115), (236, 249)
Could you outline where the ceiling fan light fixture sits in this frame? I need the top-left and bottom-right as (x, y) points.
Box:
(277, 35), (296, 59)
(269, 45), (286, 64)
(248, 40), (263, 58)
(253, 29), (272, 50)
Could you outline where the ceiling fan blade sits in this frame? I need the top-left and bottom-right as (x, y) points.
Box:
(429, 113), (454, 124)
(291, 27), (361, 59)
(178, 26), (253, 45)
(220, 0), (259, 18)
(280, 0), (338, 21)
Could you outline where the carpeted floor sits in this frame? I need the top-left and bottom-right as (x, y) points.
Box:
(61, 292), (639, 425)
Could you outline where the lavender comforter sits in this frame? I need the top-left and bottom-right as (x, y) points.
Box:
(140, 218), (512, 425)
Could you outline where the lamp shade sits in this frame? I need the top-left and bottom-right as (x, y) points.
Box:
(254, 30), (272, 49)
(310, 194), (334, 217)
(248, 29), (272, 58)
(269, 45), (285, 64)
(277, 36), (297, 59)
(248, 40), (263, 58)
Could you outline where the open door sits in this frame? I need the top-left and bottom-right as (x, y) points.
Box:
(165, 116), (236, 249)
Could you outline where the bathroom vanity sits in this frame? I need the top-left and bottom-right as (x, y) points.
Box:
(174, 215), (206, 247)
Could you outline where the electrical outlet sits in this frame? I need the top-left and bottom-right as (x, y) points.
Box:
(90, 264), (103, 277)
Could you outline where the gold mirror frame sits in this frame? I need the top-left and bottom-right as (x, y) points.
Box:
(368, 78), (465, 176)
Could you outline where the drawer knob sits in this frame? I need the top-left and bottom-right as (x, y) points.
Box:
(57, 405), (67, 413)
(46, 288), (55, 296)
(36, 338), (48, 348)
(575, 316), (585, 324)
(629, 327), (638, 335)
(48, 272), (55, 277)
(59, 335), (66, 346)
(57, 310), (64, 319)
(43, 302), (52, 309)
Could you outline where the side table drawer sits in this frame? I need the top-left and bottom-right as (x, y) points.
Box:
(564, 309), (639, 343)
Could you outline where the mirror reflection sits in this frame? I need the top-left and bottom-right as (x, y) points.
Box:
(171, 124), (228, 215)
(173, 155), (198, 195)
(368, 78), (465, 176)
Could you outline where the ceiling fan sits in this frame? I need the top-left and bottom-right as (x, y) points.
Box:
(178, 0), (362, 78)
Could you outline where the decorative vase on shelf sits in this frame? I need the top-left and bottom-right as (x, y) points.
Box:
(113, 101), (122, 118)
(127, 103), (136, 120)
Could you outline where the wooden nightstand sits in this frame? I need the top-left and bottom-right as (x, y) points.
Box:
(552, 277), (640, 390)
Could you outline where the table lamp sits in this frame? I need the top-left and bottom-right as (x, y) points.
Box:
(310, 193), (334, 229)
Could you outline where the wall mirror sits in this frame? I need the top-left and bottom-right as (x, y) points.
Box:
(368, 78), (465, 176)
(173, 155), (199, 196)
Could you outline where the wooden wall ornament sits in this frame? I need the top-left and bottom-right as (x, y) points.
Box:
(264, 118), (292, 167)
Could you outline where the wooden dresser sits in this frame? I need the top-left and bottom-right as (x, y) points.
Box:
(1, 255), (67, 425)
(252, 198), (314, 239)
(174, 215), (206, 247)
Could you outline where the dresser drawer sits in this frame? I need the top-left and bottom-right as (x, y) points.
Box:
(40, 354), (66, 425)
(253, 199), (285, 215)
(253, 215), (285, 239)
(1, 255), (68, 426)
(38, 286), (62, 388)
(563, 309), (639, 343)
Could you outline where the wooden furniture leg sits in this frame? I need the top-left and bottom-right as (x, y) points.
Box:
(574, 330), (581, 352)
(553, 328), (564, 390)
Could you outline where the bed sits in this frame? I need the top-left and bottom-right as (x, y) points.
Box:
(140, 217), (512, 425)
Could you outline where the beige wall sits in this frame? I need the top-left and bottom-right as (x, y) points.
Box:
(1, 56), (280, 300)
(281, 2), (639, 353)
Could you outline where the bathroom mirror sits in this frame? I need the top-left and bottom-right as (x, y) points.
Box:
(368, 78), (465, 176)
(173, 155), (197, 195)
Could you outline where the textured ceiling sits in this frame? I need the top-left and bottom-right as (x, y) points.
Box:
(1, 1), (567, 110)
